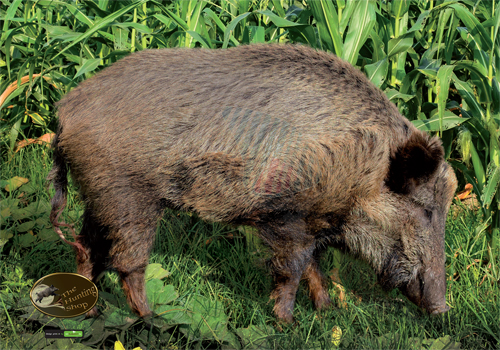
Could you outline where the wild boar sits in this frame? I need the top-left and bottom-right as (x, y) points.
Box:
(48, 44), (457, 323)
(36, 285), (59, 303)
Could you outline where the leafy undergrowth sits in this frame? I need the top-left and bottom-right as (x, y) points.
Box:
(1, 146), (499, 349)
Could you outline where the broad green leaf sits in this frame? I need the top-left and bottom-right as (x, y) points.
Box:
(387, 33), (413, 58)
(4, 176), (29, 192)
(184, 295), (238, 347)
(114, 22), (154, 34)
(342, 0), (376, 65)
(236, 325), (274, 350)
(157, 305), (191, 324)
(445, 15), (459, 64)
(391, 0), (410, 18)
(452, 73), (486, 120)
(257, 10), (307, 28)
(406, 10), (431, 34)
(104, 308), (136, 329)
(436, 8), (453, 61)
(365, 58), (388, 88)
(339, 0), (356, 35)
(222, 12), (252, 48)
(146, 279), (177, 307)
(271, 0), (286, 17)
(153, 14), (174, 27)
(145, 263), (170, 281)
(436, 65), (455, 134)
(481, 165), (500, 209)
(203, 8), (238, 46)
(470, 140), (486, 191)
(186, 30), (211, 48)
(18, 233), (36, 247)
(186, 0), (208, 48)
(473, 49), (489, 72)
(17, 221), (35, 233)
(385, 88), (414, 102)
(74, 58), (101, 79)
(38, 228), (59, 242)
(492, 77), (500, 113)
(242, 26), (265, 44)
(370, 29), (385, 61)
(426, 335), (461, 350)
(411, 112), (468, 131)
(0, 207), (11, 220)
(418, 58), (441, 77)
(456, 60), (491, 104)
(112, 26), (129, 50)
(161, 6), (189, 31)
(449, 3), (492, 51)
(493, 2), (500, 45)
(309, 0), (342, 55)
(288, 25), (317, 47)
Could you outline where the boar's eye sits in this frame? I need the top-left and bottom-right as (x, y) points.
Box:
(424, 209), (433, 221)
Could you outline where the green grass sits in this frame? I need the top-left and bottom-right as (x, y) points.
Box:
(1, 145), (498, 349)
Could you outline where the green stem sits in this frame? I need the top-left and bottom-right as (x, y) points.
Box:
(142, 3), (147, 49)
(391, 15), (400, 86)
(131, 8), (137, 52)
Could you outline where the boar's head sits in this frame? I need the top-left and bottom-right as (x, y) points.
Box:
(347, 132), (457, 315)
(381, 132), (457, 314)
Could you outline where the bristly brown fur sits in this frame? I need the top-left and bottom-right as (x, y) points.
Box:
(48, 44), (457, 323)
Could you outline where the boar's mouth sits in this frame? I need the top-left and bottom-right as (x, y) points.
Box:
(378, 249), (449, 315)
(400, 269), (450, 315)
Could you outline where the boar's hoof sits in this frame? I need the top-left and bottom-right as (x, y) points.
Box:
(430, 304), (450, 315)
(85, 306), (99, 318)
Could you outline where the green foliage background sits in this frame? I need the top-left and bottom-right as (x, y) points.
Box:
(1, 0), (499, 349)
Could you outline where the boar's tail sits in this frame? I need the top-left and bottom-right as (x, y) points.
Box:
(47, 130), (87, 259)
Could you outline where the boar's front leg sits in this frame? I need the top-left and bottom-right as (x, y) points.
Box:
(257, 215), (315, 323)
(302, 251), (332, 311)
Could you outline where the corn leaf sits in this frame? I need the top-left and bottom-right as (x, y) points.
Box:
(411, 112), (468, 132)
(309, 0), (342, 55)
(449, 3), (492, 51)
(452, 73), (486, 120)
(436, 65), (455, 134)
(481, 165), (500, 209)
(53, 0), (148, 59)
(342, 0), (376, 65)
(365, 58), (388, 88)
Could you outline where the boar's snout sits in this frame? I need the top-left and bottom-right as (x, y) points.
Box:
(400, 265), (449, 315)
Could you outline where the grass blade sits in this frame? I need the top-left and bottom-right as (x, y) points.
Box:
(53, 0), (147, 59)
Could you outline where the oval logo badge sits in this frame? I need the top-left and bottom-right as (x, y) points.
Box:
(30, 273), (98, 318)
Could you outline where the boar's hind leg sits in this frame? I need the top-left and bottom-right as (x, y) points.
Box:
(303, 250), (332, 311)
(109, 218), (158, 318)
(76, 208), (112, 317)
(258, 216), (315, 324)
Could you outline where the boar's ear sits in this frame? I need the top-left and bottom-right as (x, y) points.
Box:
(386, 133), (444, 194)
